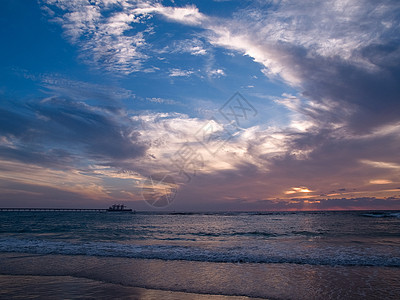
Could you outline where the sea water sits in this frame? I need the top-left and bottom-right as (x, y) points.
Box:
(0, 210), (399, 299)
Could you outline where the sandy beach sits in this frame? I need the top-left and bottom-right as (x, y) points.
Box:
(0, 253), (266, 300)
(1, 252), (399, 299)
(0, 274), (261, 300)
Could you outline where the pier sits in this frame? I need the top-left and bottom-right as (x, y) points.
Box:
(0, 208), (107, 212)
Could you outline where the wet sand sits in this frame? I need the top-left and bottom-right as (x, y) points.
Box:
(0, 252), (399, 299)
(0, 275), (259, 300)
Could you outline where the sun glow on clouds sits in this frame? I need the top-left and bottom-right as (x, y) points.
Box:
(285, 187), (313, 195)
(131, 113), (260, 175)
(370, 179), (393, 185)
(0, 160), (110, 201)
(361, 160), (400, 170)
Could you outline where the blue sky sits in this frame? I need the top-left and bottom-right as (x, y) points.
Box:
(1, 0), (400, 210)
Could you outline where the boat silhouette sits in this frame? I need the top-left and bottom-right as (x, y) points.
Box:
(106, 204), (133, 212)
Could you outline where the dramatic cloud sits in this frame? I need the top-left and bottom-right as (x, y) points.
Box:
(204, 0), (400, 133)
(43, 0), (400, 131)
(1, 0), (399, 209)
(0, 97), (147, 165)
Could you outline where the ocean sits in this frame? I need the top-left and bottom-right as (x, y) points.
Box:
(0, 210), (399, 299)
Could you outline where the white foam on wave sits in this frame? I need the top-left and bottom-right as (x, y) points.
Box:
(0, 237), (399, 267)
(361, 212), (400, 218)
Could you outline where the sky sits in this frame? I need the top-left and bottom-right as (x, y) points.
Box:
(0, 0), (400, 211)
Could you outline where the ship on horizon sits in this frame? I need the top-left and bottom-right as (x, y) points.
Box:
(106, 204), (133, 212)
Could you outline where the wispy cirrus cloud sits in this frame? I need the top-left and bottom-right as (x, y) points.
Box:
(169, 68), (194, 77)
(131, 3), (206, 25)
(40, 0), (210, 74)
(39, 74), (135, 104)
(18, 69), (181, 107)
(163, 38), (208, 56)
(41, 0), (151, 74)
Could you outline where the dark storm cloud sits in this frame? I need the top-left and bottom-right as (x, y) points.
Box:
(279, 41), (400, 133)
(0, 97), (148, 169)
(30, 98), (147, 160)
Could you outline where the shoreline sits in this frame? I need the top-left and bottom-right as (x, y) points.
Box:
(0, 274), (261, 300)
(1, 252), (400, 299)
(0, 252), (268, 299)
